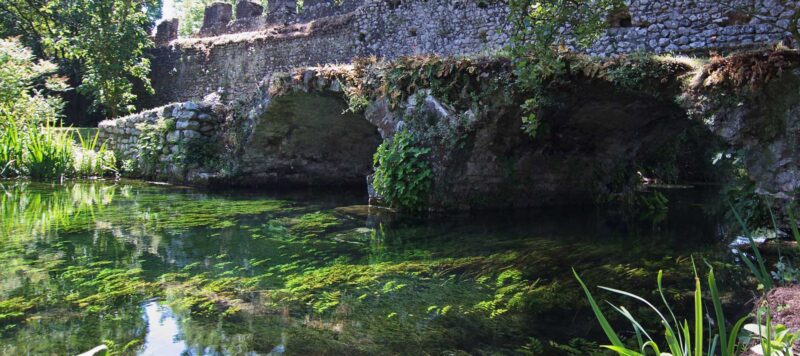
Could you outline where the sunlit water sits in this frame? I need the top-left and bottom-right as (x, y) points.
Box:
(0, 180), (750, 355)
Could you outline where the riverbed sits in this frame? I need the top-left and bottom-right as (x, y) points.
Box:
(0, 180), (750, 355)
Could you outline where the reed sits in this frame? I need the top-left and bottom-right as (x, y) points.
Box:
(574, 266), (748, 356)
(23, 121), (74, 180)
(73, 130), (115, 177)
(0, 118), (22, 177)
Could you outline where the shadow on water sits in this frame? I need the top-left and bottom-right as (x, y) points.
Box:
(0, 180), (753, 355)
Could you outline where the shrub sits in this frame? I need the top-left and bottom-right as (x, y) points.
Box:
(372, 129), (433, 211)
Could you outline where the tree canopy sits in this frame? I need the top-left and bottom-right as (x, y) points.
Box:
(0, 0), (162, 118)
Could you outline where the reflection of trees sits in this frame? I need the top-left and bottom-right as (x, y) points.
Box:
(0, 303), (147, 355)
(0, 181), (118, 239)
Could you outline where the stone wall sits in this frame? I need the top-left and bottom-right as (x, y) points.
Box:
(147, 0), (798, 107)
(98, 98), (226, 181)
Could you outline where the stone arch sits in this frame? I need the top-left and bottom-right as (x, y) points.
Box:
(235, 90), (383, 187)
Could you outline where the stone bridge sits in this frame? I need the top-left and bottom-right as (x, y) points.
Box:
(98, 0), (800, 209)
(144, 0), (797, 107)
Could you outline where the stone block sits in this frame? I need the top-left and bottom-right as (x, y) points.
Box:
(174, 109), (198, 120)
(202, 2), (232, 30)
(182, 130), (201, 141)
(166, 131), (181, 143)
(154, 18), (179, 45)
(236, 1), (263, 19)
(177, 119), (200, 130)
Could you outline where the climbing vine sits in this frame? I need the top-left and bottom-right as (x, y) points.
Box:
(507, 0), (624, 137)
(372, 129), (433, 211)
(134, 118), (175, 175)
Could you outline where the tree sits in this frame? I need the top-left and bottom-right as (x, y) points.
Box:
(0, 0), (162, 118)
(0, 37), (65, 125)
(507, 0), (623, 136)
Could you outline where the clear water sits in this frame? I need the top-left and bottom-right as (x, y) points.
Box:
(0, 180), (749, 355)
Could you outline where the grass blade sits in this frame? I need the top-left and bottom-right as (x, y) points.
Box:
(706, 266), (728, 355)
(573, 269), (625, 348)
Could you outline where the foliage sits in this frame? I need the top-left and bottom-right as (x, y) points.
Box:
(689, 49), (800, 98)
(23, 121), (74, 179)
(730, 201), (774, 292)
(0, 38), (64, 121)
(372, 129), (433, 211)
(0, 115), (22, 177)
(575, 267), (750, 356)
(507, 0), (623, 137)
(73, 130), (116, 177)
(0, 0), (161, 117)
(743, 304), (800, 356)
(134, 118), (174, 175)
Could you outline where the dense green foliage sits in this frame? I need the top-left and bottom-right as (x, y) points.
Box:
(0, 38), (115, 179)
(0, 0), (161, 118)
(372, 129), (433, 211)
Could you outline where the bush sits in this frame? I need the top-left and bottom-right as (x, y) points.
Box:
(0, 38), (114, 179)
(372, 129), (433, 211)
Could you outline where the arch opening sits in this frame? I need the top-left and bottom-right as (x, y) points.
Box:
(236, 91), (383, 188)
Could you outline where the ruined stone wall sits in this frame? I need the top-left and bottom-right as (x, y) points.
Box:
(148, 16), (355, 106)
(149, 0), (797, 106)
(98, 101), (224, 181)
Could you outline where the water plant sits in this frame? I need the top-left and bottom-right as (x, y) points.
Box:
(574, 266), (750, 356)
(73, 130), (116, 177)
(23, 121), (74, 180)
(729, 201), (774, 291)
(0, 114), (22, 177)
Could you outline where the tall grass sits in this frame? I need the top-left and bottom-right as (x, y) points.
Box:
(577, 252), (800, 356)
(0, 118), (115, 179)
(0, 119), (22, 177)
(23, 121), (74, 180)
(729, 201), (774, 291)
(73, 130), (115, 177)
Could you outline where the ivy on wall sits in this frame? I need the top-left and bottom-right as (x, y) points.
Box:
(372, 129), (433, 211)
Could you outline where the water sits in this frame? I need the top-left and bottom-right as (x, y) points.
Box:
(0, 180), (749, 355)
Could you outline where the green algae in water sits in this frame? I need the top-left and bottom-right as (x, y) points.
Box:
(0, 180), (751, 355)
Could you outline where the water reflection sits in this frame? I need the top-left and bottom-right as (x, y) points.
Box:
(0, 180), (748, 355)
(141, 301), (187, 356)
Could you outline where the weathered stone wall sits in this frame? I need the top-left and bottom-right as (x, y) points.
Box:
(104, 50), (800, 209)
(148, 0), (797, 107)
(148, 16), (355, 106)
(685, 50), (800, 198)
(98, 99), (225, 181)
